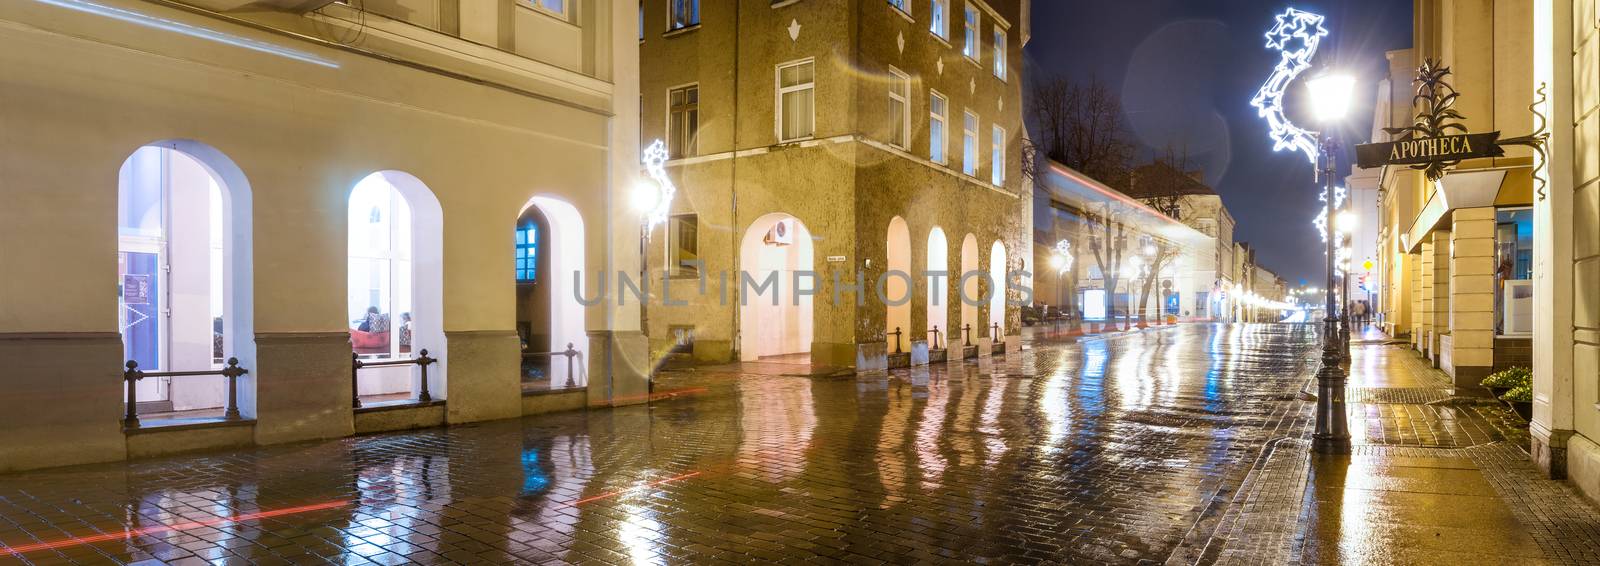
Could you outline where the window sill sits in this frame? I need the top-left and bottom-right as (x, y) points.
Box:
(771, 0), (805, 8)
(889, 6), (914, 23)
(966, 56), (982, 67)
(663, 24), (701, 38)
(125, 417), (254, 434)
(355, 398), (446, 413)
(930, 33), (952, 48)
(776, 136), (816, 146)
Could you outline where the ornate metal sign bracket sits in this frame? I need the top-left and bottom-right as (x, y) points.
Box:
(1356, 60), (1550, 201)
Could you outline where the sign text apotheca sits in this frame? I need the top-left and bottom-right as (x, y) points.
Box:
(1355, 132), (1502, 169)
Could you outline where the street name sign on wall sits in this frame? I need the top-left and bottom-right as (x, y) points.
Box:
(1355, 132), (1503, 169)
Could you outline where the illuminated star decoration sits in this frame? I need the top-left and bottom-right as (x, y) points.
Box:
(640, 139), (676, 226)
(1054, 239), (1073, 271)
(1250, 8), (1328, 164)
(1312, 186), (1352, 275)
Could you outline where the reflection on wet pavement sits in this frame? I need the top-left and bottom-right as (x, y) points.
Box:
(0, 324), (1321, 564)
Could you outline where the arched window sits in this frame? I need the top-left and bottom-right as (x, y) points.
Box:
(348, 177), (413, 359)
(117, 142), (253, 417)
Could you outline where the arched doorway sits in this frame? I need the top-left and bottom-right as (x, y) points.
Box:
(926, 227), (949, 350)
(960, 234), (979, 347)
(116, 141), (253, 417)
(990, 240), (1008, 339)
(516, 197), (587, 390)
(886, 216), (911, 353)
(739, 213), (814, 361)
(347, 171), (445, 404)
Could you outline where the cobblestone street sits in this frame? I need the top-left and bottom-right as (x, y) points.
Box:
(1, 324), (1596, 565)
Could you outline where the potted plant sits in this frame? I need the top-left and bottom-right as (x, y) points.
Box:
(1501, 384), (1533, 421)
(1481, 366), (1531, 399)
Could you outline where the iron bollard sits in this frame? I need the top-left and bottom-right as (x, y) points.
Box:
(123, 360), (143, 429)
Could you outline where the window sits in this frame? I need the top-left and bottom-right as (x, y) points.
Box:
(962, 110), (978, 175)
(670, 0), (698, 30)
(929, 0), (949, 39)
(670, 214), (699, 277)
(1495, 208), (1534, 335)
(929, 91), (948, 164)
(528, 0), (566, 19)
(992, 26), (1007, 79)
(515, 221), (538, 282)
(639, 1), (644, 39)
(777, 59), (815, 141)
(669, 85), (699, 158)
(888, 67), (910, 149)
(887, 0), (909, 16)
(963, 6), (979, 60)
(991, 124), (1005, 185)
(348, 177), (414, 359)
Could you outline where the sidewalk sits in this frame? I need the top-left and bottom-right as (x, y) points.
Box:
(1207, 327), (1600, 565)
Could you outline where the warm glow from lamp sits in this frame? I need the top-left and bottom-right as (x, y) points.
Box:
(1306, 73), (1356, 122)
(1336, 210), (1357, 233)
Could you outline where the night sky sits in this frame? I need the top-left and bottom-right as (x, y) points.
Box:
(1026, 1), (1413, 285)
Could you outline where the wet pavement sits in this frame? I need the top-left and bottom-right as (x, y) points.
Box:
(1, 323), (1597, 565)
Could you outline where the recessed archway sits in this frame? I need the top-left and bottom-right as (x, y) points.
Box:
(926, 226), (949, 349)
(739, 213), (814, 361)
(886, 216), (911, 353)
(116, 140), (254, 416)
(517, 196), (587, 390)
(347, 171), (446, 402)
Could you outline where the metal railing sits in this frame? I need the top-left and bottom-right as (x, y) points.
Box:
(889, 327), (904, 354)
(927, 325), (943, 351)
(521, 343), (582, 390)
(123, 357), (248, 429)
(963, 323), (972, 346)
(352, 349), (437, 409)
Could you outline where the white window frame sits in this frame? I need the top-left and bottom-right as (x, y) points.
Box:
(888, 66), (911, 149)
(523, 0), (568, 20)
(887, 0), (911, 18)
(962, 110), (979, 176)
(963, 5), (980, 61)
(929, 0), (950, 40)
(991, 124), (1006, 185)
(776, 58), (816, 143)
(929, 90), (949, 165)
(992, 25), (1007, 80)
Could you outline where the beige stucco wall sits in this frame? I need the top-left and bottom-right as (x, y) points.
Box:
(0, 0), (638, 470)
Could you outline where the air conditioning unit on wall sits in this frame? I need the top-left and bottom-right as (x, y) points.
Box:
(764, 219), (794, 246)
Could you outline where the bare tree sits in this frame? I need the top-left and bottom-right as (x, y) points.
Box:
(1029, 74), (1138, 329)
(1026, 75), (1134, 189)
(1130, 145), (1195, 326)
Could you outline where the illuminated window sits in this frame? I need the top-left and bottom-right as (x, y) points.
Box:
(991, 124), (1005, 185)
(962, 110), (978, 175)
(348, 177), (414, 359)
(777, 59), (815, 141)
(930, 0), (949, 39)
(992, 26), (1007, 80)
(515, 221), (538, 282)
(963, 6), (979, 60)
(526, 0), (566, 19)
(929, 91), (948, 164)
(887, 0), (910, 16)
(669, 85), (698, 158)
(888, 67), (910, 149)
(671, 214), (699, 277)
(670, 0), (698, 30)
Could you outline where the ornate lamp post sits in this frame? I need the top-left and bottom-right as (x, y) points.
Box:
(1306, 71), (1356, 454)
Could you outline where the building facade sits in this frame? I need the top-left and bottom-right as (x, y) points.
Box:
(1369, 0), (1599, 506)
(0, 0), (646, 471)
(638, 0), (1033, 369)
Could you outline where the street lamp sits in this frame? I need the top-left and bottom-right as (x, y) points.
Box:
(1307, 71), (1354, 455)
